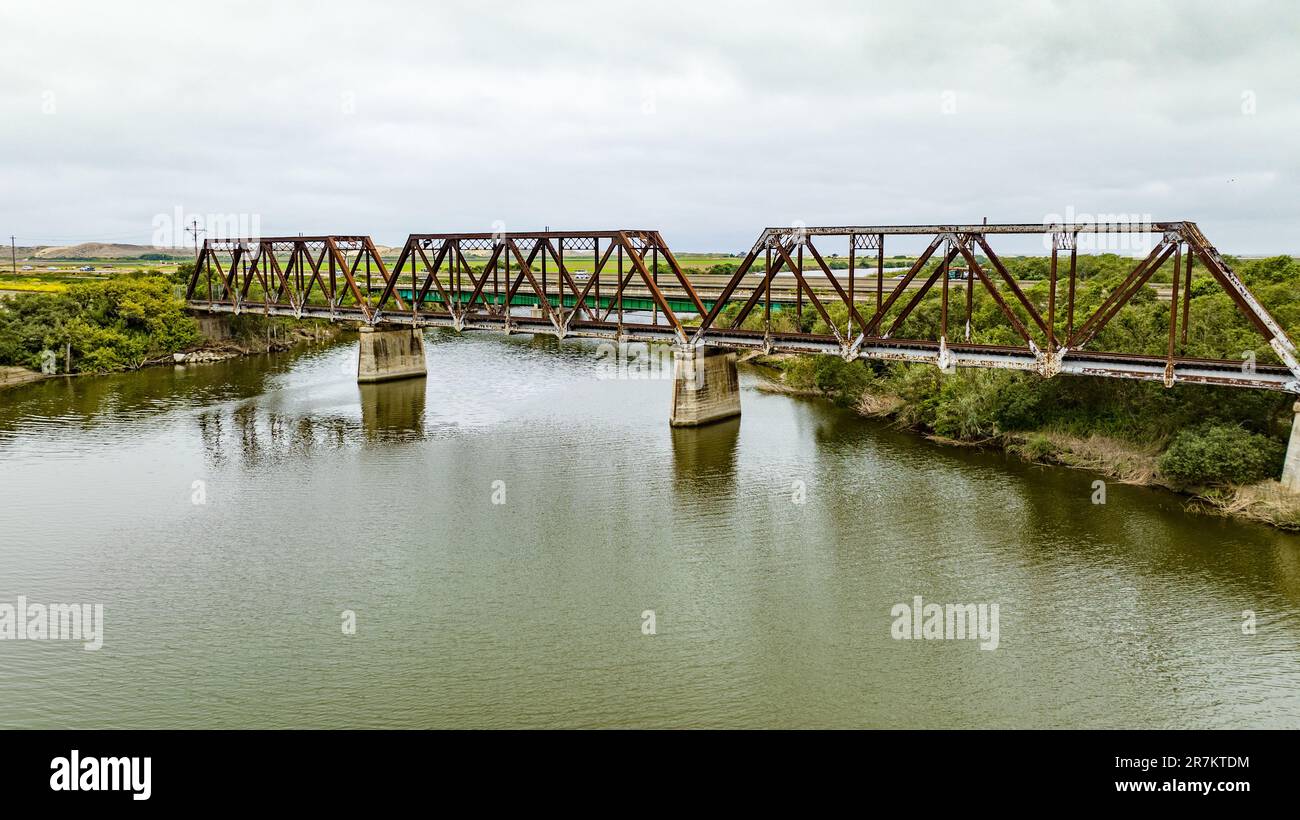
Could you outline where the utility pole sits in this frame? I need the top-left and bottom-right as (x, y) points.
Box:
(9, 235), (15, 274)
(185, 219), (204, 262)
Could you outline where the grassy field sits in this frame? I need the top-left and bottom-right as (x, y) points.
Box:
(0, 277), (77, 293)
(1, 259), (187, 293)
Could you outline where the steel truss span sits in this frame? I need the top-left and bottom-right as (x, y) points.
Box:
(185, 223), (1300, 394)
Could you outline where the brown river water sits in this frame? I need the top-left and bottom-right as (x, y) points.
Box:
(1, 331), (1298, 728)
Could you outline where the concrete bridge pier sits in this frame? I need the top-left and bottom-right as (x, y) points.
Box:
(357, 326), (427, 383)
(1282, 402), (1300, 492)
(669, 346), (741, 427)
(195, 313), (233, 342)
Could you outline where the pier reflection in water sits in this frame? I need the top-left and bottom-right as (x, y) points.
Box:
(360, 377), (427, 442)
(671, 417), (740, 489)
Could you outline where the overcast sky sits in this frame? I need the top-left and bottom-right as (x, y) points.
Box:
(2, 0), (1298, 253)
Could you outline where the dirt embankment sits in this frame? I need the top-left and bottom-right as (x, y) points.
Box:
(0, 366), (47, 390)
(158, 322), (343, 366)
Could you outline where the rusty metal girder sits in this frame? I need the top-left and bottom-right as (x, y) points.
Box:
(186, 236), (396, 322)
(185, 223), (1300, 394)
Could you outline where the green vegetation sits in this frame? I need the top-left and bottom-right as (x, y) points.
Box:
(1, 256), (188, 293)
(1158, 425), (1285, 487)
(0, 272), (199, 373)
(0, 278), (73, 293)
(752, 254), (1300, 495)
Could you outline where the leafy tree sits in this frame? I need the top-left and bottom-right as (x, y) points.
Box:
(0, 276), (199, 373)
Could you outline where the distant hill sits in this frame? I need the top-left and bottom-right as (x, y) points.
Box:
(33, 243), (192, 260)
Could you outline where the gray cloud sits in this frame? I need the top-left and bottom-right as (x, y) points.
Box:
(2, 0), (1297, 253)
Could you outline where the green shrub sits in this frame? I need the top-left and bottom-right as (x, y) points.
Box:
(1157, 424), (1285, 486)
(990, 373), (1048, 431)
(779, 354), (872, 406)
(931, 370), (1009, 440)
(782, 356), (818, 391)
(1242, 255), (1300, 286)
(887, 363), (944, 429)
(812, 356), (870, 406)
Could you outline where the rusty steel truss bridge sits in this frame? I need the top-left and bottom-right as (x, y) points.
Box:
(186, 222), (1300, 394)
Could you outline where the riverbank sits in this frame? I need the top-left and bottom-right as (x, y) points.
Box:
(157, 320), (343, 367)
(0, 332), (340, 390)
(0, 272), (346, 388)
(0, 308), (344, 391)
(747, 354), (1300, 530)
(0, 366), (46, 390)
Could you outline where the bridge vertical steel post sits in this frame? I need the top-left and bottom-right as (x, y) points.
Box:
(941, 240), (950, 345)
(876, 233), (884, 311)
(1065, 232), (1078, 341)
(964, 234), (974, 342)
(1047, 235), (1058, 358)
(1165, 242), (1182, 387)
(841, 236), (853, 340)
(763, 246), (772, 340)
